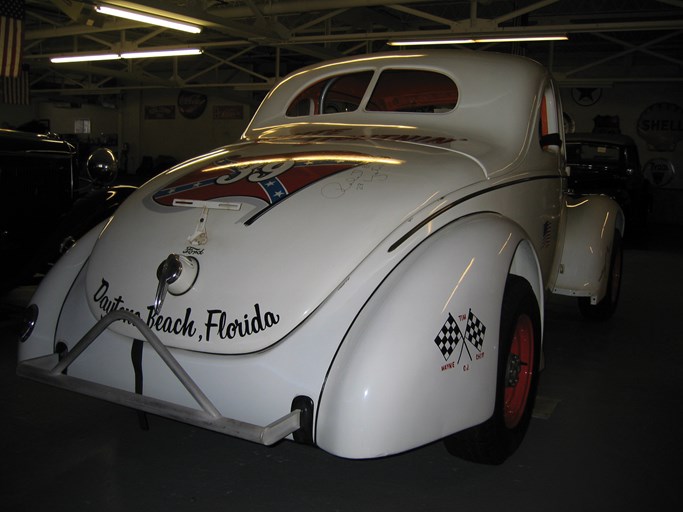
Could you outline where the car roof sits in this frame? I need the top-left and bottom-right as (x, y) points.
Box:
(0, 129), (74, 154)
(566, 132), (636, 146)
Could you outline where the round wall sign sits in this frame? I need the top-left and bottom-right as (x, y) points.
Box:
(563, 112), (575, 134)
(643, 158), (676, 187)
(637, 102), (683, 151)
(571, 87), (602, 106)
(178, 91), (208, 120)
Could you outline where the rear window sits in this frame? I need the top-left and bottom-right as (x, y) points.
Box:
(286, 69), (458, 117)
(567, 143), (622, 165)
(287, 71), (374, 116)
(366, 70), (457, 113)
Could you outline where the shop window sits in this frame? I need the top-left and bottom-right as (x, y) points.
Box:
(75, 119), (91, 134)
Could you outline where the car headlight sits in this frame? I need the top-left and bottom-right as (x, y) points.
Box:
(87, 147), (118, 185)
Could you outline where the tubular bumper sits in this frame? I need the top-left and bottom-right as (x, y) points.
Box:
(17, 309), (300, 446)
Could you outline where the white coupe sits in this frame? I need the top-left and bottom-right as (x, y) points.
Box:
(18, 50), (623, 464)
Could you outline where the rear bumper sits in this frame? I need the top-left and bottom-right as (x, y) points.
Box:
(17, 309), (300, 446)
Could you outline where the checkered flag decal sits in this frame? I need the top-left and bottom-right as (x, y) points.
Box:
(434, 313), (463, 361)
(464, 310), (486, 352)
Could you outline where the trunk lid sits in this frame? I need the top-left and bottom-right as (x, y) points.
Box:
(85, 132), (486, 353)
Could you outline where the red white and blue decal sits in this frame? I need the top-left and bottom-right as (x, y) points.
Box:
(153, 151), (375, 210)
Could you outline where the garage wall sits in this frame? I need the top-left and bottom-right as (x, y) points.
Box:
(1, 103), (39, 128)
(122, 89), (252, 178)
(561, 83), (683, 225)
(39, 102), (118, 134)
(21, 88), (252, 181)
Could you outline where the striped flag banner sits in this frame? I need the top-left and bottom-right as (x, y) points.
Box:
(2, 68), (29, 104)
(1, 0), (25, 78)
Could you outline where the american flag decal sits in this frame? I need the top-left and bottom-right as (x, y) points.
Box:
(153, 151), (371, 212)
(434, 309), (486, 363)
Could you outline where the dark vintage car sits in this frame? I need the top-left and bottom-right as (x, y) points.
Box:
(566, 133), (650, 231)
(0, 128), (135, 292)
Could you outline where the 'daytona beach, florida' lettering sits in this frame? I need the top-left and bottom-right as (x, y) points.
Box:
(93, 278), (279, 343)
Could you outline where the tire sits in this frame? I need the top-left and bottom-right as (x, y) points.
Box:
(578, 230), (623, 320)
(444, 275), (541, 464)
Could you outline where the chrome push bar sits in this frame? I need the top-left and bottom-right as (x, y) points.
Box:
(17, 309), (300, 446)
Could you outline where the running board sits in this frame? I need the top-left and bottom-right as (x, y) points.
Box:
(17, 309), (300, 446)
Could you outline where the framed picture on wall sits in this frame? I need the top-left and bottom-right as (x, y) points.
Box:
(213, 105), (243, 120)
(145, 105), (176, 120)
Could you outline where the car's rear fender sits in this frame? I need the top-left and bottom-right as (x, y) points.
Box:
(17, 219), (107, 362)
(551, 195), (624, 302)
(315, 213), (542, 459)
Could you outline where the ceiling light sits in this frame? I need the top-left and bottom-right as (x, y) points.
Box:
(473, 35), (568, 43)
(95, 5), (202, 34)
(121, 48), (203, 59)
(388, 35), (568, 46)
(388, 39), (475, 46)
(51, 48), (203, 63)
(51, 53), (121, 63)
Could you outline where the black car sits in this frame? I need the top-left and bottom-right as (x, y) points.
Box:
(0, 128), (134, 291)
(566, 133), (650, 232)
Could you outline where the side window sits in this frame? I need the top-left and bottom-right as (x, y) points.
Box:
(286, 71), (374, 117)
(366, 70), (458, 112)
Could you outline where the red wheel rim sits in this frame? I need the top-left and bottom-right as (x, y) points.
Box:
(503, 314), (534, 429)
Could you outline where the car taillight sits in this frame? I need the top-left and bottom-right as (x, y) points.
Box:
(19, 304), (38, 342)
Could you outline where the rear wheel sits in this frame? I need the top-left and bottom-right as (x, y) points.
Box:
(445, 275), (541, 464)
(578, 231), (623, 320)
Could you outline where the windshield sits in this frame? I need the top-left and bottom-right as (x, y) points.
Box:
(286, 69), (458, 117)
(567, 143), (622, 165)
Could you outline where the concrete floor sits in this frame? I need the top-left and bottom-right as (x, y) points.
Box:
(1, 226), (682, 511)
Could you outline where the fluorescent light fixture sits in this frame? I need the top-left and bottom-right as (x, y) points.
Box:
(388, 39), (475, 46)
(51, 53), (121, 63)
(95, 5), (202, 34)
(389, 35), (568, 46)
(473, 35), (568, 43)
(121, 48), (203, 59)
(51, 48), (202, 63)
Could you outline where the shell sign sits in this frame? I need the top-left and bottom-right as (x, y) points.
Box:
(637, 102), (683, 151)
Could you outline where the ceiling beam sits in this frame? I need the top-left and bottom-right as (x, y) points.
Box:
(283, 18), (683, 44)
(564, 30), (683, 77)
(208, 0), (436, 19)
(493, 0), (562, 25)
(594, 31), (683, 67)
